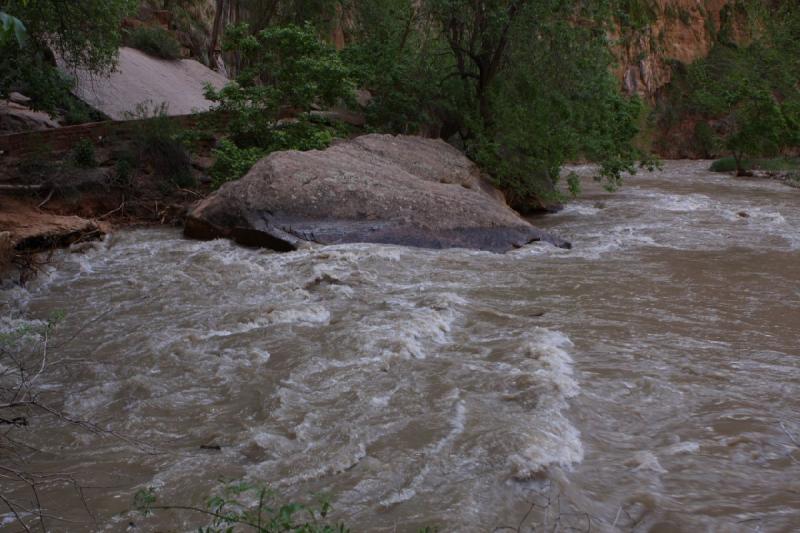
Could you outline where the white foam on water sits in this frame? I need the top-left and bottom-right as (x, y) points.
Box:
(629, 450), (668, 474)
(558, 203), (602, 216)
(0, 227), (591, 530)
(663, 441), (700, 455)
(507, 329), (584, 478)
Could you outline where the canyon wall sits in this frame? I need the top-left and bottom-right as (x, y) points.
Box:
(615, 0), (748, 100)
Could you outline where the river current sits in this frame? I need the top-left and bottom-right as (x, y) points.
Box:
(2, 161), (799, 531)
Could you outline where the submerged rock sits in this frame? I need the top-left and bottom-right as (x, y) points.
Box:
(185, 134), (569, 253)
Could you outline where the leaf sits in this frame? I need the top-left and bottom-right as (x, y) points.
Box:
(0, 11), (28, 47)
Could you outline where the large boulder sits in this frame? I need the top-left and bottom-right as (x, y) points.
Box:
(184, 134), (569, 253)
(60, 47), (228, 120)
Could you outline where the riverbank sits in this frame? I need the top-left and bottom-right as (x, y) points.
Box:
(2, 133), (570, 283)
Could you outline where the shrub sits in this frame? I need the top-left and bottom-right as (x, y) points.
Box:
(128, 26), (181, 60)
(210, 139), (265, 189)
(709, 157), (740, 172)
(126, 102), (195, 187)
(142, 134), (194, 187)
(753, 157), (800, 171)
(204, 23), (354, 149)
(111, 149), (136, 187)
(134, 482), (347, 533)
(71, 139), (96, 168)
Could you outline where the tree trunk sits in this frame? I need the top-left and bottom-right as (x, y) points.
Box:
(209, 0), (226, 70)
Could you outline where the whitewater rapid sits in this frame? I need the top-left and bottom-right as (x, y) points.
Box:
(2, 160), (799, 531)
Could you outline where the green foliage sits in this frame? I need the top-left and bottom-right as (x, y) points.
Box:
(127, 102), (195, 188)
(205, 23), (354, 188)
(726, 87), (790, 172)
(134, 482), (349, 532)
(71, 139), (97, 168)
(0, 38), (74, 113)
(616, 0), (658, 30)
(1, 0), (136, 113)
(210, 139), (266, 188)
(0, 9), (27, 47)
(2, 0), (136, 72)
(659, 1), (800, 165)
(339, 1), (655, 208)
(128, 26), (182, 60)
(341, 0), (440, 134)
(206, 23), (354, 149)
(709, 157), (739, 172)
(694, 121), (718, 158)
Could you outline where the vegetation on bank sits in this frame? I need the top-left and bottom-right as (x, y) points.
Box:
(0, 0), (136, 115)
(127, 25), (182, 60)
(134, 483), (353, 532)
(655, 0), (800, 172)
(4, 1), (800, 205)
(199, 1), (659, 209)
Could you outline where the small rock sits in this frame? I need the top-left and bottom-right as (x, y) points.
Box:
(199, 434), (223, 451)
(594, 201), (606, 209)
(69, 241), (97, 254)
(9, 92), (31, 105)
(737, 211), (749, 218)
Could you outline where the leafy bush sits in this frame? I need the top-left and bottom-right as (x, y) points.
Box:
(709, 157), (739, 172)
(204, 23), (354, 149)
(694, 121), (718, 158)
(134, 482), (349, 533)
(658, 4), (800, 164)
(128, 102), (195, 187)
(755, 157), (800, 171)
(128, 26), (181, 60)
(210, 139), (265, 189)
(71, 139), (96, 168)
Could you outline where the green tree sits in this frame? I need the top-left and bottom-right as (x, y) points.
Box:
(0, 8), (26, 47)
(657, 0), (800, 167)
(726, 87), (791, 175)
(344, 0), (650, 209)
(205, 23), (354, 149)
(0, 0), (136, 112)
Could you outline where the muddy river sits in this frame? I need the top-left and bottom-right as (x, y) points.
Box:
(2, 161), (799, 531)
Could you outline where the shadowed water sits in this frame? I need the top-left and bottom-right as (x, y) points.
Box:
(2, 161), (799, 531)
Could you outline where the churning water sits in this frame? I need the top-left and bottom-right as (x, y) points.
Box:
(2, 161), (799, 531)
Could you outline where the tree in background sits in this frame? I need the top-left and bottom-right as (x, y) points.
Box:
(0, 0), (136, 112)
(656, 0), (800, 168)
(205, 23), (354, 185)
(725, 87), (793, 175)
(342, 0), (652, 210)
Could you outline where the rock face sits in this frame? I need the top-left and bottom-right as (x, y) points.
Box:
(60, 47), (227, 119)
(615, 0), (742, 100)
(185, 134), (569, 253)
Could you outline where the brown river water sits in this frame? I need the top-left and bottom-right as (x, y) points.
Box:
(1, 161), (799, 531)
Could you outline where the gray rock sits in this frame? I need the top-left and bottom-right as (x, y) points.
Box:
(0, 101), (59, 134)
(185, 134), (569, 253)
(8, 92), (31, 105)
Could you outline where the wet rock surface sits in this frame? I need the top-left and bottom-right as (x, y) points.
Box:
(185, 134), (569, 253)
